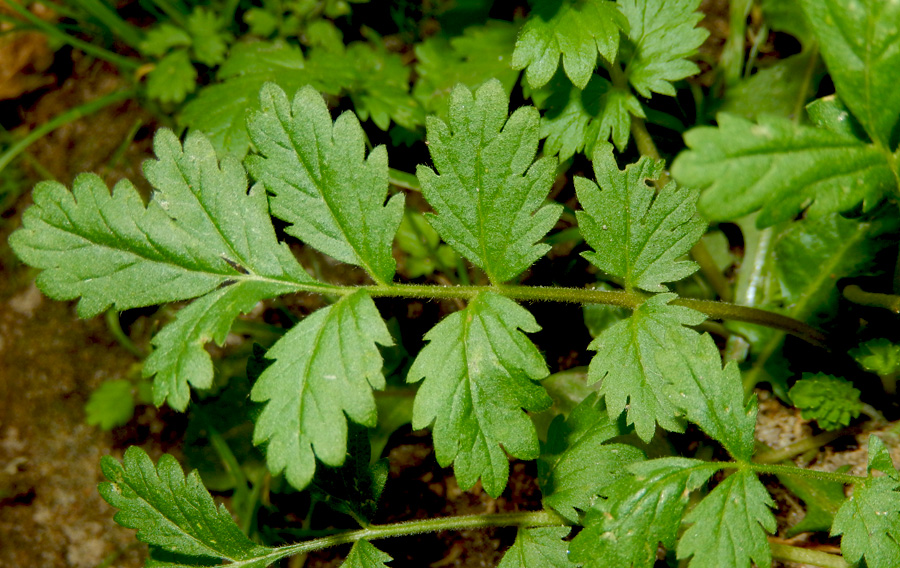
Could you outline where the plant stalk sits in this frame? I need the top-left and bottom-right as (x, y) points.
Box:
(769, 542), (849, 568)
(842, 284), (900, 314)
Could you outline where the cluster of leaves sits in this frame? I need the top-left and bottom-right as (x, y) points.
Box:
(9, 0), (900, 567)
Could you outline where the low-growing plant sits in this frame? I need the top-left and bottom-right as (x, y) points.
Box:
(8, 0), (900, 567)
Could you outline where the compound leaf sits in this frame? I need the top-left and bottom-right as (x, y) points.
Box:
(498, 527), (577, 568)
(569, 458), (715, 568)
(672, 113), (895, 226)
(539, 392), (645, 522)
(251, 291), (392, 491)
(618, 0), (710, 97)
(677, 469), (777, 568)
(800, 0), (900, 147)
(417, 80), (562, 284)
(512, 0), (627, 89)
(588, 294), (705, 442)
(247, 83), (405, 284)
(341, 540), (392, 568)
(832, 436), (900, 568)
(408, 292), (551, 497)
(99, 446), (275, 566)
(576, 144), (704, 292)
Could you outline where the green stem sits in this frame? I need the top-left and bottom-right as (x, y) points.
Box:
(746, 462), (862, 485)
(145, 0), (187, 27)
(754, 429), (852, 464)
(769, 543), (849, 568)
(105, 309), (145, 358)
(69, 0), (145, 49)
(842, 284), (900, 314)
(6, 1), (140, 70)
(0, 89), (136, 175)
(389, 168), (421, 192)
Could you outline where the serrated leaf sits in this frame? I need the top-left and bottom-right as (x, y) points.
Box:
(9, 129), (308, 321)
(661, 333), (758, 461)
(185, 7), (231, 67)
(672, 113), (895, 226)
(246, 83), (405, 284)
(852, 338), (900, 376)
(539, 393), (644, 522)
(498, 527), (577, 568)
(179, 41), (309, 157)
(512, 0), (627, 89)
(539, 74), (643, 160)
(832, 436), (900, 568)
(576, 144), (704, 292)
(147, 49), (197, 104)
(789, 374), (862, 430)
(341, 539), (392, 568)
(140, 23), (191, 57)
(99, 447), (275, 566)
(800, 0), (900, 147)
(251, 291), (392, 490)
(569, 458), (715, 568)
(408, 292), (551, 497)
(588, 294), (704, 442)
(618, 0), (709, 97)
(85, 380), (137, 430)
(417, 80), (562, 284)
(677, 469), (776, 568)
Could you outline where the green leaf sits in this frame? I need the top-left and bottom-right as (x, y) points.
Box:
(778, 472), (845, 537)
(677, 469), (776, 568)
(395, 209), (458, 278)
(832, 436), (900, 568)
(717, 51), (820, 120)
(672, 113), (895, 226)
(512, 0), (627, 89)
(800, 0), (900, 147)
(413, 20), (520, 121)
(251, 291), (392, 490)
(539, 393), (645, 522)
(147, 49), (197, 104)
(576, 144), (704, 292)
(341, 539), (392, 568)
(9, 129), (307, 319)
(618, 0), (710, 97)
(417, 80), (562, 284)
(588, 294), (704, 442)
(140, 23), (191, 57)
(806, 95), (869, 140)
(761, 0), (812, 46)
(789, 374), (862, 430)
(498, 527), (577, 568)
(569, 458), (715, 568)
(408, 292), (551, 497)
(852, 338), (900, 376)
(246, 83), (405, 284)
(661, 333), (758, 461)
(185, 7), (232, 67)
(85, 380), (137, 430)
(99, 446), (275, 566)
(179, 41), (309, 157)
(538, 74), (643, 160)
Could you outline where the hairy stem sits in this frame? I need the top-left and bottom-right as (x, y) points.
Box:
(746, 462), (862, 485)
(754, 429), (854, 464)
(770, 542), (849, 568)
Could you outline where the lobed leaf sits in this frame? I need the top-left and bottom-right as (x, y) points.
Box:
(789, 374), (862, 431)
(247, 83), (405, 284)
(341, 540), (392, 568)
(539, 392), (644, 522)
(672, 113), (895, 226)
(677, 469), (776, 568)
(408, 292), (551, 497)
(569, 458), (715, 568)
(251, 291), (393, 491)
(800, 0), (900, 147)
(512, 0), (627, 89)
(417, 80), (562, 284)
(576, 143), (704, 292)
(498, 527), (577, 568)
(99, 446), (275, 567)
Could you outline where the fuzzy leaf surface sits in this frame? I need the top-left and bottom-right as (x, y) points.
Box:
(672, 113), (895, 226)
(512, 0), (626, 89)
(576, 144), (704, 292)
(800, 0), (900, 146)
(99, 447), (275, 567)
(661, 333), (758, 461)
(498, 527), (577, 568)
(538, 392), (645, 522)
(569, 458), (715, 568)
(408, 292), (551, 497)
(618, 0), (709, 97)
(832, 436), (900, 568)
(588, 294), (705, 442)
(247, 83), (404, 284)
(789, 374), (862, 431)
(341, 540), (392, 568)
(251, 291), (392, 491)
(417, 80), (562, 284)
(677, 469), (777, 568)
